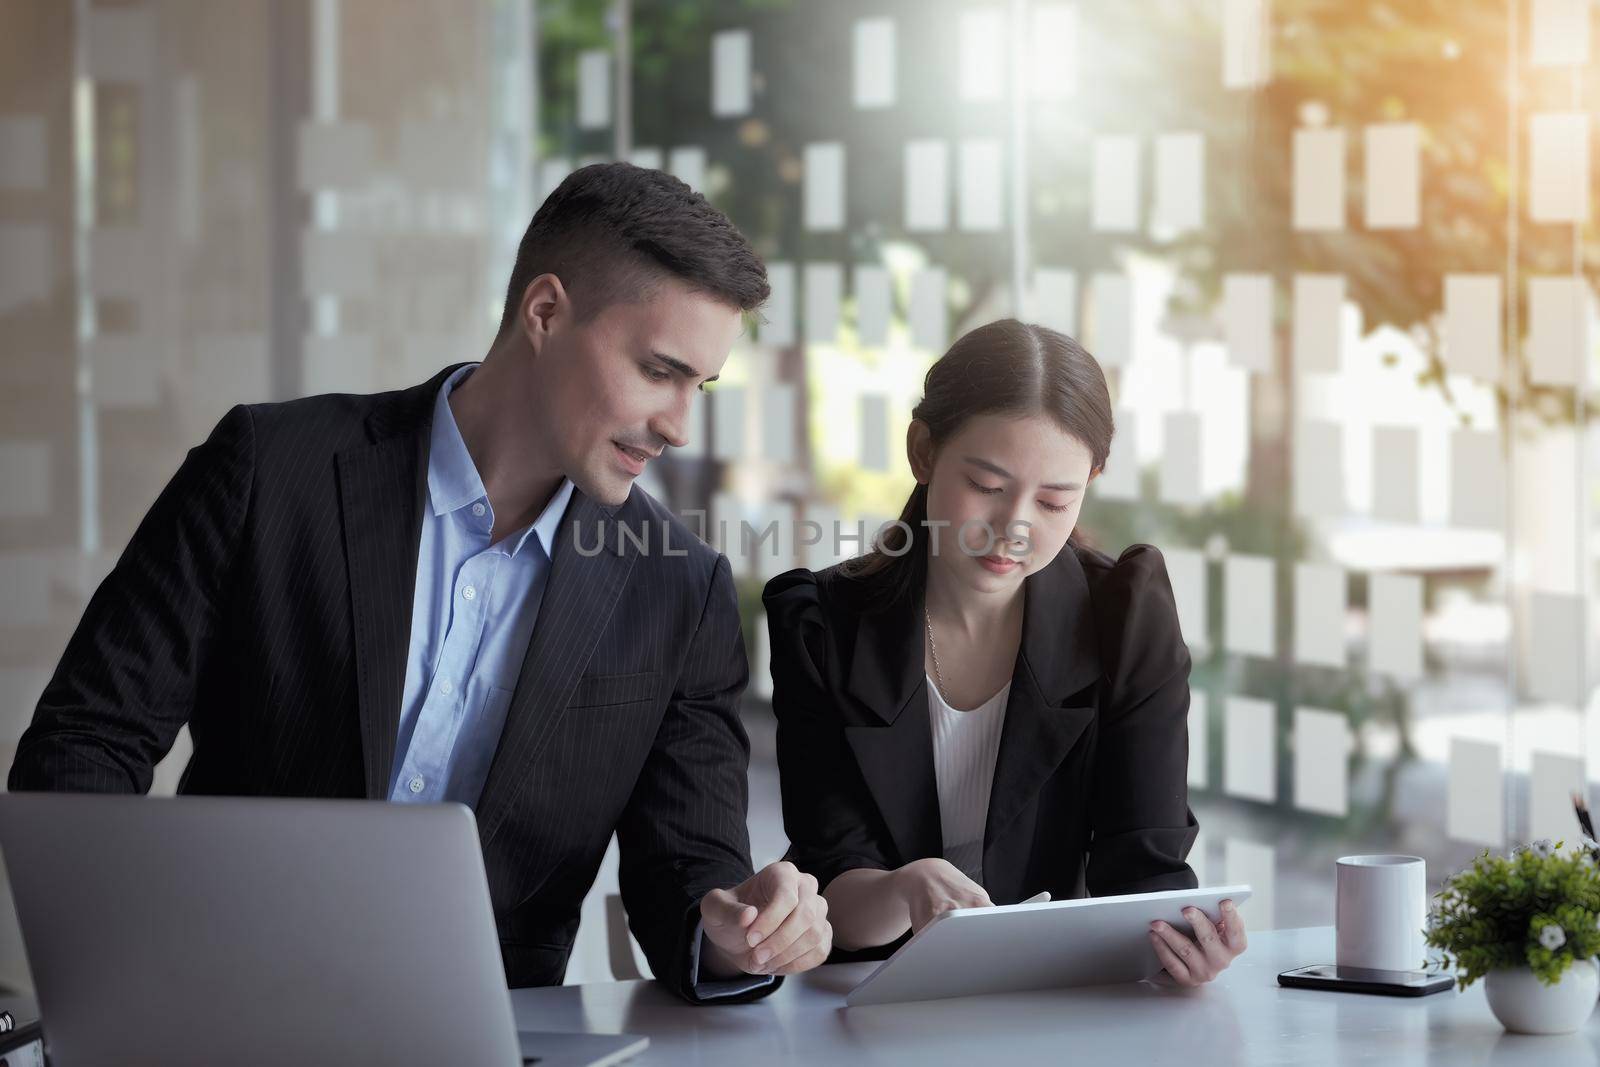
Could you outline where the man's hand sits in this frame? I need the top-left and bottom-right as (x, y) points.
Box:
(699, 860), (832, 977)
(891, 857), (992, 934)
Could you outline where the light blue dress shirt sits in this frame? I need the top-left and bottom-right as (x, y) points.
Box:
(389, 364), (575, 806)
(391, 363), (770, 998)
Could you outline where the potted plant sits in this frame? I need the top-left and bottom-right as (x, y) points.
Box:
(1424, 839), (1600, 1034)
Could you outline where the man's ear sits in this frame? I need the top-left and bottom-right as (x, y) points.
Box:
(906, 420), (935, 484)
(518, 273), (568, 351)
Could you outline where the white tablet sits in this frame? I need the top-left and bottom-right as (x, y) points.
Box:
(845, 884), (1253, 1006)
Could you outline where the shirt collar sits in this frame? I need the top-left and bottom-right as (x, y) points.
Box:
(427, 364), (488, 518)
(427, 363), (576, 558)
(523, 476), (576, 559)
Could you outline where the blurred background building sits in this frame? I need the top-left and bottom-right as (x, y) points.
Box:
(1, 0), (1597, 989)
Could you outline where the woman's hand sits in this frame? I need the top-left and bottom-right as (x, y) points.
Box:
(892, 857), (993, 933)
(1148, 898), (1247, 988)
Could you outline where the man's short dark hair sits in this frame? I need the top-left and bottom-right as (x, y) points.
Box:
(498, 162), (770, 333)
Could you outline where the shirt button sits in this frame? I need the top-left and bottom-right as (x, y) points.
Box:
(462, 585), (476, 601)
(439, 679), (453, 694)
(471, 502), (486, 517)
(408, 775), (425, 794)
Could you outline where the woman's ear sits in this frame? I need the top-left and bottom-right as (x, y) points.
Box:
(906, 420), (935, 484)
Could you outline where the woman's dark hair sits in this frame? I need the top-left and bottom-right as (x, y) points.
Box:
(839, 318), (1114, 608)
(498, 162), (769, 333)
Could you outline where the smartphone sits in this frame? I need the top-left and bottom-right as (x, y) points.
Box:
(1278, 963), (1454, 997)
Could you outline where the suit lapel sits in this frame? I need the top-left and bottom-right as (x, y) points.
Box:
(982, 548), (1101, 887)
(474, 488), (638, 847)
(841, 550), (1105, 881)
(336, 369), (457, 799)
(842, 588), (944, 864)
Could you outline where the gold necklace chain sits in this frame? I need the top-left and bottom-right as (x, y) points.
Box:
(924, 607), (948, 702)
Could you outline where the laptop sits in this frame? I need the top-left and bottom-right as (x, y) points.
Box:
(0, 794), (646, 1067)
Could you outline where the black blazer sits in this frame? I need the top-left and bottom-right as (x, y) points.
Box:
(9, 364), (772, 1002)
(762, 542), (1198, 958)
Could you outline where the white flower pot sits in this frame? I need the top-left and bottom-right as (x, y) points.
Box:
(1483, 958), (1599, 1035)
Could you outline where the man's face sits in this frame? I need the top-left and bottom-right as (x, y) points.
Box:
(530, 275), (743, 507)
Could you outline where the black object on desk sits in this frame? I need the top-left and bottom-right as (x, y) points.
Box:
(1279, 963), (1454, 997)
(1574, 791), (1599, 861)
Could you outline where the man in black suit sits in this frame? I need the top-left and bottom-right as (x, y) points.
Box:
(9, 163), (830, 1000)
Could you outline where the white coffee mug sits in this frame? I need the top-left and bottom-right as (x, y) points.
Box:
(1335, 854), (1426, 971)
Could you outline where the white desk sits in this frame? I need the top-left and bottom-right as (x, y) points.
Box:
(510, 926), (1600, 1066)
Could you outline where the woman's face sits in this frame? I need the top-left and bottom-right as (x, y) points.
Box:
(909, 411), (1098, 597)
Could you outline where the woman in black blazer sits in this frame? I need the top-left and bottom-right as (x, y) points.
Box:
(763, 320), (1245, 986)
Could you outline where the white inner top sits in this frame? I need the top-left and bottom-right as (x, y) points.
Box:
(926, 675), (1011, 886)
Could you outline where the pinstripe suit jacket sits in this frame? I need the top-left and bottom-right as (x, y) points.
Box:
(8, 364), (770, 1000)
